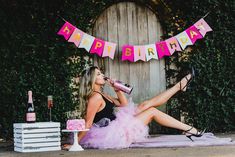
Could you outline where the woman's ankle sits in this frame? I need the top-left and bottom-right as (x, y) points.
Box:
(185, 127), (198, 135)
(178, 74), (192, 91)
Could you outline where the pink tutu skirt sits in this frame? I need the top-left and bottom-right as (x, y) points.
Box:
(80, 99), (149, 149)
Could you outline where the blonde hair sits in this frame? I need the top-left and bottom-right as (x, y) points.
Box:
(79, 66), (99, 118)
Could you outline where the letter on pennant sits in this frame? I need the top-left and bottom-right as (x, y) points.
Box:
(156, 41), (171, 59)
(90, 38), (105, 57)
(102, 42), (116, 59)
(134, 46), (146, 62)
(175, 31), (193, 50)
(57, 22), (76, 40)
(68, 28), (84, 47)
(185, 25), (203, 44)
(194, 18), (212, 37)
(165, 37), (182, 55)
(78, 33), (95, 52)
(122, 45), (134, 62)
(145, 44), (158, 61)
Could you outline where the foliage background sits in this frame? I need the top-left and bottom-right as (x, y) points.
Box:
(0, 0), (234, 140)
(164, 0), (234, 133)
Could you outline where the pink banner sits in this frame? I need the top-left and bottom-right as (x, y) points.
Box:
(194, 18), (212, 37)
(90, 38), (105, 57)
(122, 45), (134, 62)
(57, 19), (213, 62)
(156, 41), (171, 59)
(186, 25), (203, 44)
(57, 22), (75, 40)
(68, 28), (84, 47)
(165, 37), (182, 55)
(134, 46), (146, 62)
(102, 42), (116, 59)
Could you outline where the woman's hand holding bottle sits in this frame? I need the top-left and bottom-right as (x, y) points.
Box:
(104, 77), (120, 92)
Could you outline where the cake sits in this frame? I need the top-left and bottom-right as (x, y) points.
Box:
(66, 119), (86, 130)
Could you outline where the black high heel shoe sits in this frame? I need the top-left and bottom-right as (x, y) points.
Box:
(184, 127), (206, 142)
(180, 67), (195, 91)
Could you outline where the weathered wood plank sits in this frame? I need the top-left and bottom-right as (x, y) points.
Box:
(127, 2), (139, 102)
(116, 2), (130, 86)
(147, 8), (162, 102)
(105, 4), (119, 95)
(92, 8), (108, 71)
(147, 10), (159, 97)
(136, 5), (149, 103)
(96, 9), (109, 90)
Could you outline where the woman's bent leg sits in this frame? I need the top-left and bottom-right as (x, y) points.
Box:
(135, 107), (198, 134)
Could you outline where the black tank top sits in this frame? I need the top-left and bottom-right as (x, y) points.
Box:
(93, 91), (116, 123)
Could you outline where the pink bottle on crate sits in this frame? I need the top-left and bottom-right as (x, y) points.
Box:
(26, 91), (36, 123)
(104, 77), (133, 94)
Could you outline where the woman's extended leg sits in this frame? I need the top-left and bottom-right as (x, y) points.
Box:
(135, 107), (198, 134)
(136, 74), (191, 114)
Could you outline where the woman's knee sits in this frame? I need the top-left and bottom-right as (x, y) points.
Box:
(147, 107), (159, 116)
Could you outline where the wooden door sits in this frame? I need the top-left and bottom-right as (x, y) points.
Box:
(92, 2), (166, 134)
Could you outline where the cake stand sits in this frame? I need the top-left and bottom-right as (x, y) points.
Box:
(62, 129), (89, 151)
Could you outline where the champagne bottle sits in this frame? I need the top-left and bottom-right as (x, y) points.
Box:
(26, 91), (36, 123)
(104, 77), (133, 94)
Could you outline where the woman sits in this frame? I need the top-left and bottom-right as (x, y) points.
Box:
(76, 66), (205, 149)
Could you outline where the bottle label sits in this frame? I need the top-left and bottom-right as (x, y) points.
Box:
(26, 113), (36, 122)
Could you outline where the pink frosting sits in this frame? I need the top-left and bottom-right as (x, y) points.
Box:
(66, 119), (85, 130)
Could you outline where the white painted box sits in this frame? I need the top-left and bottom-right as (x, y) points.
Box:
(13, 122), (61, 152)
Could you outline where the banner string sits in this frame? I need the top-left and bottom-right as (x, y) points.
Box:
(58, 15), (66, 22)
(202, 5), (218, 19)
(202, 11), (211, 19)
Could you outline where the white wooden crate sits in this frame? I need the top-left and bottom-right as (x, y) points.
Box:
(13, 122), (61, 152)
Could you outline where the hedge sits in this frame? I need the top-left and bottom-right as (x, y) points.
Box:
(0, 0), (234, 139)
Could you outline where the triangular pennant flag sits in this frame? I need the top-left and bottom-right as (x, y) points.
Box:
(57, 21), (75, 40)
(90, 38), (105, 57)
(155, 41), (171, 59)
(78, 33), (95, 52)
(68, 28), (84, 47)
(134, 46), (146, 62)
(145, 44), (158, 61)
(165, 37), (182, 55)
(102, 42), (116, 59)
(122, 45), (134, 62)
(194, 18), (212, 37)
(185, 25), (203, 44)
(175, 31), (193, 50)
